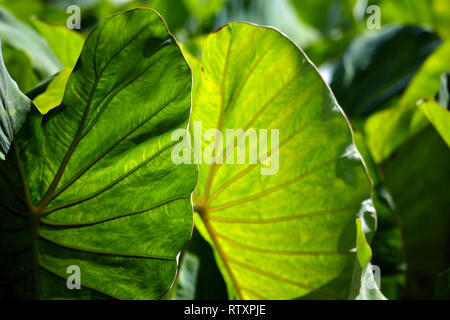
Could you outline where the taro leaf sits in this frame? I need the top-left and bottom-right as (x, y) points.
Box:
(0, 7), (62, 78)
(364, 41), (450, 163)
(330, 26), (440, 118)
(0, 41), (31, 160)
(190, 23), (375, 300)
(418, 100), (450, 146)
(381, 126), (450, 299)
(0, 9), (196, 300)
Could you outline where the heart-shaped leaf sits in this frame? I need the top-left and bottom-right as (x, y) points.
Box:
(190, 23), (375, 300)
(0, 9), (196, 299)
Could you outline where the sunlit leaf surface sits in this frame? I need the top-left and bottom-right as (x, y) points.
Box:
(191, 23), (375, 300)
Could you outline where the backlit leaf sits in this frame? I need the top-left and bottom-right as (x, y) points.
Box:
(0, 9), (196, 299)
(190, 23), (375, 300)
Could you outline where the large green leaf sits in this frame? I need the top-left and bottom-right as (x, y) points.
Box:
(0, 7), (62, 77)
(190, 23), (375, 300)
(0, 41), (32, 160)
(0, 9), (196, 299)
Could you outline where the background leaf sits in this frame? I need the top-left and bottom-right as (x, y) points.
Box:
(0, 7), (62, 77)
(31, 19), (85, 69)
(381, 126), (450, 299)
(0, 41), (31, 160)
(330, 26), (440, 118)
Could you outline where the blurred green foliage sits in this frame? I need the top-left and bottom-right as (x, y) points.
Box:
(0, 0), (448, 300)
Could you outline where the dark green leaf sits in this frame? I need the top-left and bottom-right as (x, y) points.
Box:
(330, 26), (440, 118)
(173, 230), (228, 300)
(381, 126), (450, 299)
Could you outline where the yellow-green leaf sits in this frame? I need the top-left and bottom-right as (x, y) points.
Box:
(191, 23), (375, 300)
